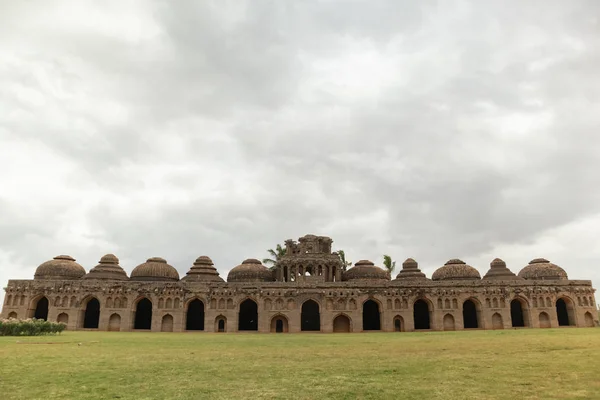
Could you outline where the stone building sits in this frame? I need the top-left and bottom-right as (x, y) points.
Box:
(1, 234), (598, 333)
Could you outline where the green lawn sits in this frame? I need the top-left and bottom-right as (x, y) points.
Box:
(1, 329), (599, 400)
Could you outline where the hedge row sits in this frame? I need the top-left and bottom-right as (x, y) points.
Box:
(0, 318), (66, 336)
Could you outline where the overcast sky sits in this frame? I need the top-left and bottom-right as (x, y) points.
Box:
(1, 1), (599, 306)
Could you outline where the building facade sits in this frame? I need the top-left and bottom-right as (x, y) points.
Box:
(1, 234), (598, 332)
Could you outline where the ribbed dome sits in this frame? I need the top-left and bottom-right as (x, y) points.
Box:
(343, 260), (390, 281)
(130, 257), (179, 281)
(34, 255), (86, 280)
(395, 258), (428, 281)
(432, 259), (481, 281)
(482, 258), (521, 280)
(227, 259), (273, 283)
(182, 256), (224, 282)
(518, 258), (568, 281)
(84, 254), (129, 280)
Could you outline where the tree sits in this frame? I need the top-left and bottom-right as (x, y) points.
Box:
(263, 244), (286, 270)
(338, 250), (352, 271)
(383, 255), (396, 274)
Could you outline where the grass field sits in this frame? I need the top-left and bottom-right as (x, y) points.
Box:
(1, 329), (599, 400)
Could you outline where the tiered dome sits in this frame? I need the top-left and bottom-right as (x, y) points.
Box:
(34, 255), (86, 280)
(343, 260), (390, 281)
(518, 258), (568, 281)
(482, 258), (520, 280)
(227, 259), (273, 283)
(130, 257), (180, 281)
(84, 254), (129, 280)
(182, 256), (224, 282)
(395, 258), (428, 281)
(432, 259), (481, 281)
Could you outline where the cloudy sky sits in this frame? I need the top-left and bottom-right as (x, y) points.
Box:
(1, 0), (599, 305)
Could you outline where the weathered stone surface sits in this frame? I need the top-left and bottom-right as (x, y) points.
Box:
(84, 254), (129, 281)
(2, 235), (598, 333)
(518, 258), (568, 281)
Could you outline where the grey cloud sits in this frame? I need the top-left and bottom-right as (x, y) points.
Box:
(1, 0), (600, 300)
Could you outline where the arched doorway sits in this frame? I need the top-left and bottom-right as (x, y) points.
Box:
(492, 313), (504, 329)
(33, 296), (49, 320)
(57, 313), (69, 326)
(413, 299), (430, 329)
(83, 298), (100, 329)
(108, 313), (121, 331)
(333, 314), (351, 332)
(584, 312), (594, 327)
(215, 316), (227, 332)
(393, 316), (403, 332)
(8, 311), (17, 319)
(462, 299), (478, 329)
(301, 300), (321, 331)
(134, 298), (152, 329)
(270, 315), (289, 333)
(539, 312), (551, 328)
(161, 314), (173, 332)
(186, 299), (205, 331)
(556, 298), (574, 326)
(362, 300), (381, 331)
(443, 314), (455, 331)
(510, 299), (528, 327)
(238, 299), (258, 331)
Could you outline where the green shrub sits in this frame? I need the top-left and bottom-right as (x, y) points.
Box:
(0, 317), (66, 336)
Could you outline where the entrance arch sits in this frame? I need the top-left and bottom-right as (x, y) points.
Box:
(443, 314), (455, 331)
(161, 314), (173, 332)
(83, 298), (100, 329)
(301, 300), (321, 331)
(134, 298), (152, 329)
(393, 315), (404, 332)
(238, 299), (258, 331)
(333, 314), (351, 332)
(413, 299), (431, 329)
(584, 312), (594, 327)
(215, 316), (227, 332)
(510, 298), (529, 327)
(270, 315), (289, 333)
(362, 300), (381, 331)
(186, 299), (205, 331)
(539, 312), (551, 328)
(57, 313), (69, 326)
(32, 296), (49, 320)
(8, 311), (17, 319)
(492, 313), (504, 329)
(108, 313), (121, 331)
(556, 298), (574, 326)
(462, 299), (479, 329)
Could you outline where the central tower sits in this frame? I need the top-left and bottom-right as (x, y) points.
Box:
(274, 234), (344, 282)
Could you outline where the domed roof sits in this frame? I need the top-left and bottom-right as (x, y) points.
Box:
(517, 258), (568, 280)
(34, 255), (86, 280)
(432, 259), (481, 281)
(395, 258), (428, 281)
(227, 259), (273, 283)
(482, 258), (521, 280)
(182, 256), (224, 282)
(84, 254), (129, 280)
(343, 260), (390, 281)
(130, 257), (179, 281)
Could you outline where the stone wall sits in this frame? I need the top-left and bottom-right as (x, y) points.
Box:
(2, 278), (598, 332)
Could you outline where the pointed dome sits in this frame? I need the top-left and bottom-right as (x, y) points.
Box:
(182, 256), (224, 282)
(34, 255), (86, 280)
(518, 258), (568, 280)
(432, 259), (481, 281)
(395, 258), (428, 281)
(84, 254), (129, 280)
(130, 257), (179, 281)
(343, 260), (390, 281)
(227, 259), (273, 283)
(482, 258), (521, 280)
